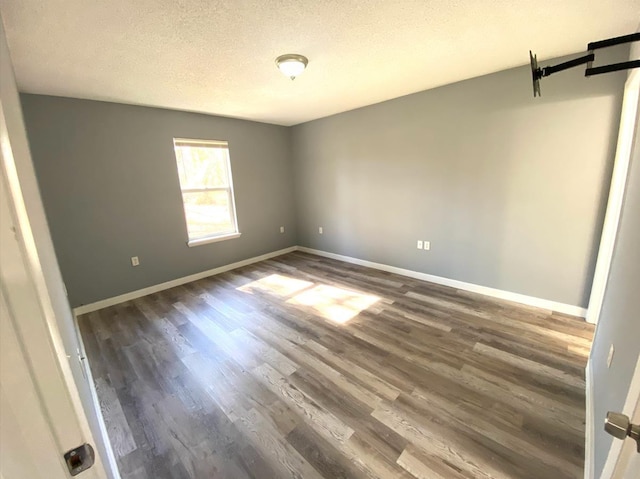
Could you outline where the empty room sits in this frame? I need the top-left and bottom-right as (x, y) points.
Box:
(1, 1), (639, 479)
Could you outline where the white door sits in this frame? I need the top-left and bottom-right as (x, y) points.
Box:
(0, 168), (104, 478)
(585, 56), (640, 479)
(0, 19), (111, 478)
(605, 62), (640, 479)
(615, 407), (639, 479)
(0, 17), (118, 478)
(0, 282), (77, 479)
(609, 358), (640, 479)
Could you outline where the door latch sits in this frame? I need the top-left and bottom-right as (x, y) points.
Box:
(605, 411), (640, 453)
(63, 443), (95, 476)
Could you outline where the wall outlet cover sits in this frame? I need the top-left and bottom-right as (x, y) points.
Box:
(319, 227), (323, 234)
(424, 241), (430, 250)
(280, 226), (285, 233)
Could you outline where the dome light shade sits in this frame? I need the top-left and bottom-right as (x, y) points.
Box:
(275, 54), (308, 80)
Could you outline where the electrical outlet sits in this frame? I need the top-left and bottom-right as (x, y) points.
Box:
(319, 226), (323, 234)
(417, 240), (423, 249)
(280, 226), (285, 233)
(131, 256), (140, 267)
(607, 344), (615, 368)
(424, 241), (430, 251)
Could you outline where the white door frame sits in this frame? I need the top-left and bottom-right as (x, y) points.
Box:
(586, 68), (640, 326)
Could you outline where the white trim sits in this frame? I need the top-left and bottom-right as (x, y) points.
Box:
(586, 69), (640, 325)
(173, 138), (228, 148)
(601, 355), (640, 479)
(73, 246), (297, 315)
(298, 247), (587, 317)
(585, 358), (595, 479)
(187, 231), (241, 247)
(74, 243), (588, 317)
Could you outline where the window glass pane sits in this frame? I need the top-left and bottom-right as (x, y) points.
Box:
(182, 190), (234, 238)
(175, 146), (229, 189)
(173, 139), (239, 242)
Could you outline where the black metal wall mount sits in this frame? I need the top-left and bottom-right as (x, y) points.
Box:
(530, 32), (640, 97)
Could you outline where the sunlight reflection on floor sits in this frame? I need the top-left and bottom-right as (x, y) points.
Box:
(237, 274), (379, 324)
(237, 274), (313, 296)
(287, 284), (379, 324)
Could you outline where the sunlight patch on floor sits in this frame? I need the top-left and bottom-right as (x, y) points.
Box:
(237, 273), (380, 324)
(287, 284), (380, 324)
(237, 274), (313, 296)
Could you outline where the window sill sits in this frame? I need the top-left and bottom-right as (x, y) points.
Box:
(187, 232), (241, 247)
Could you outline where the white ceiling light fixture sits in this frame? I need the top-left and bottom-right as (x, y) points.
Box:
(275, 54), (308, 80)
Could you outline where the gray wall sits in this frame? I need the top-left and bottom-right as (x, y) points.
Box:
(21, 95), (297, 307)
(591, 44), (640, 477)
(291, 48), (629, 308)
(22, 47), (629, 310)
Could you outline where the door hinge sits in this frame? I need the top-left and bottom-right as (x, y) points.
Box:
(77, 348), (88, 380)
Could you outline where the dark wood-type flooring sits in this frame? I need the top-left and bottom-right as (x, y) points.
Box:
(79, 252), (594, 479)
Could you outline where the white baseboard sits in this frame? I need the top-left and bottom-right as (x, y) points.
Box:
(585, 358), (594, 479)
(298, 247), (587, 317)
(74, 244), (587, 318)
(73, 246), (298, 315)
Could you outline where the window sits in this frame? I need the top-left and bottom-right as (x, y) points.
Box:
(173, 138), (240, 246)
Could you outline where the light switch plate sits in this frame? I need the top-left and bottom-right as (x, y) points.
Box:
(417, 240), (423, 249)
(131, 256), (140, 266)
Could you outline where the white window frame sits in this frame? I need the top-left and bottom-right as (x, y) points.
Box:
(173, 138), (241, 247)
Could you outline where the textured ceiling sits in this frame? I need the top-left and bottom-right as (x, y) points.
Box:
(1, 0), (639, 125)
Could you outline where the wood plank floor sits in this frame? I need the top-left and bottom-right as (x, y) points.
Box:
(78, 251), (594, 479)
